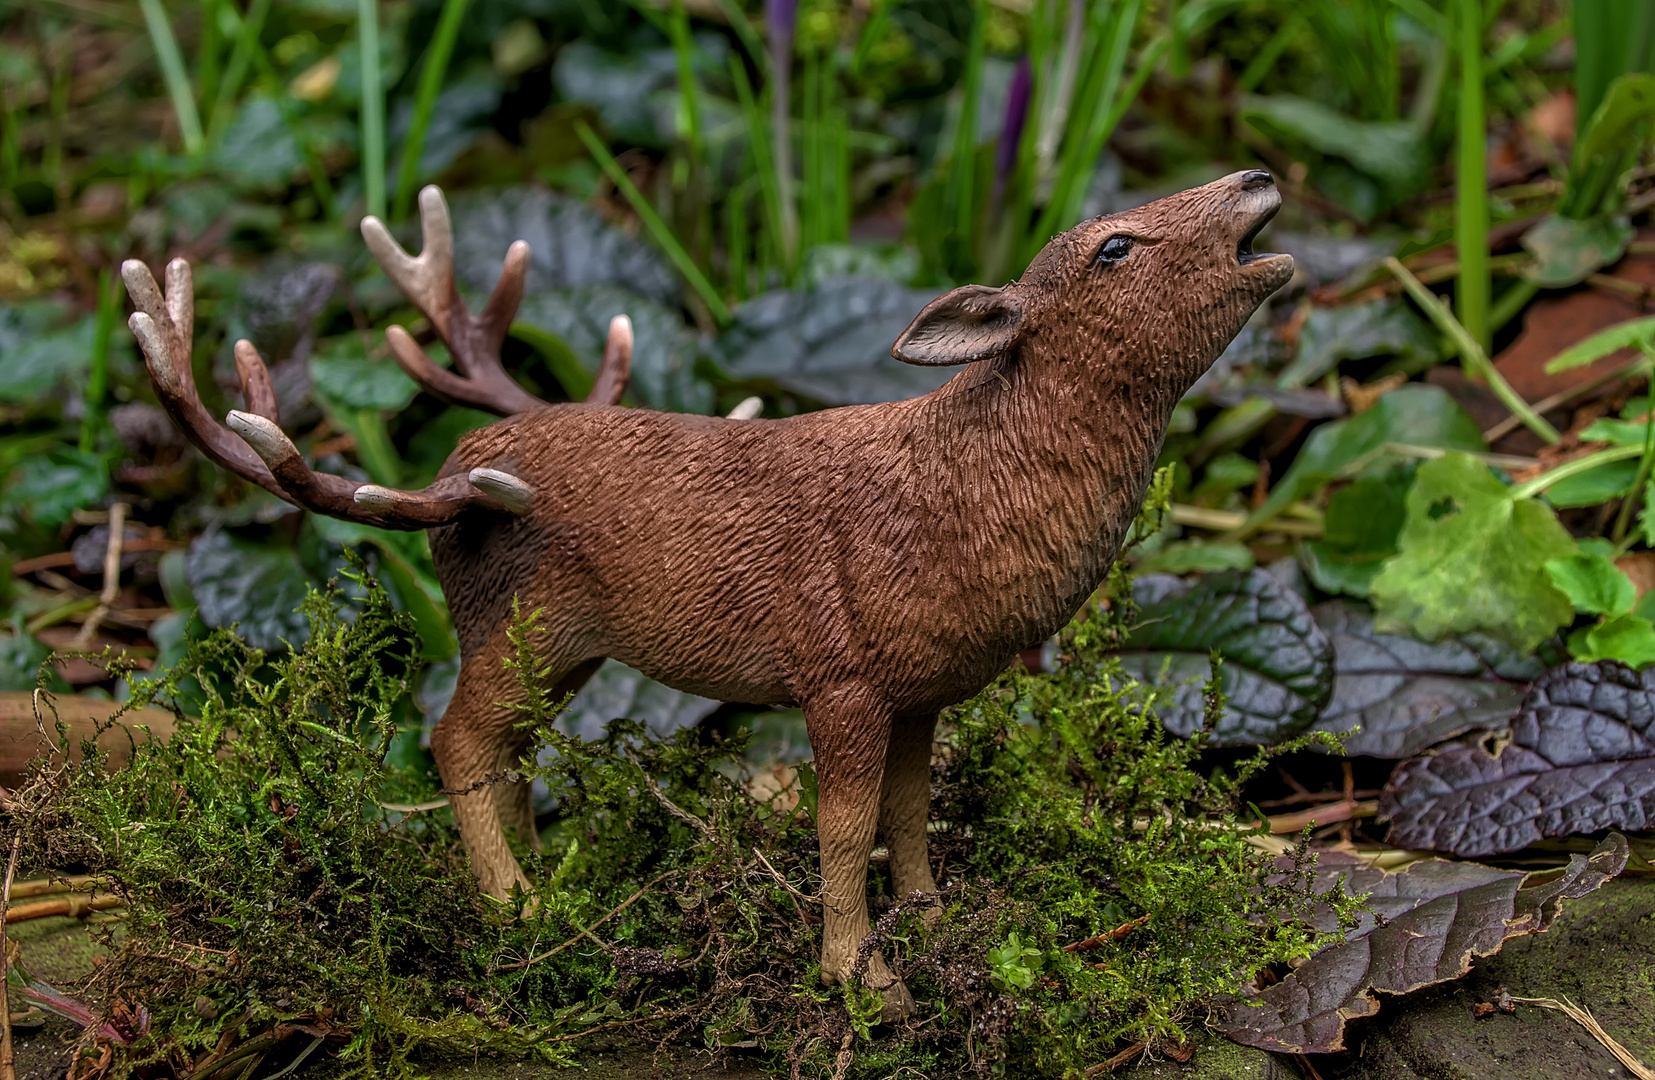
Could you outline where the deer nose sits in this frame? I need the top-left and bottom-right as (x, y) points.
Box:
(1239, 170), (1275, 191)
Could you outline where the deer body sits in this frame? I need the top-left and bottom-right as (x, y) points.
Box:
(123, 171), (1293, 1020)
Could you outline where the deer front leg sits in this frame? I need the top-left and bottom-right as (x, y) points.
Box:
(880, 714), (939, 909)
(805, 687), (915, 1022)
(493, 657), (604, 853)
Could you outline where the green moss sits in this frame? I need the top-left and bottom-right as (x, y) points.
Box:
(14, 504), (1358, 1077)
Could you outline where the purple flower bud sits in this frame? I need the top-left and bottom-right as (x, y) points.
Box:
(766, 0), (797, 49)
(993, 57), (1033, 202)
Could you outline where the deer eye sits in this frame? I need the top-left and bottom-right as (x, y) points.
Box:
(1096, 236), (1134, 264)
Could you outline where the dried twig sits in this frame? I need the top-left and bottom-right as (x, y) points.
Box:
(622, 748), (720, 845)
(1506, 996), (1655, 1079)
(489, 869), (676, 973)
(5, 892), (123, 924)
(70, 501), (126, 649)
(1063, 913), (1150, 953)
(1083, 1039), (1147, 1075)
(1, 834), (20, 1080)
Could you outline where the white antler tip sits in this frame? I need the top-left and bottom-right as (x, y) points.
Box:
(726, 396), (763, 421)
(469, 467), (534, 515)
(226, 410), (299, 464)
(353, 485), (403, 512)
(609, 314), (633, 342)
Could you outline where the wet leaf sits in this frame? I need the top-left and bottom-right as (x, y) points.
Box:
(1383, 662), (1655, 854)
(1115, 569), (1334, 746)
(1278, 300), (1440, 388)
(1218, 835), (1628, 1053)
(1370, 453), (1576, 653)
(309, 337), (421, 412)
(713, 278), (956, 406)
(515, 286), (713, 413)
(185, 530), (318, 653)
(1300, 468), (1410, 598)
(448, 187), (680, 307)
(1521, 214), (1636, 289)
(3, 447), (109, 530)
(1308, 601), (1530, 758)
(1570, 614), (1655, 667)
(1240, 95), (1427, 196)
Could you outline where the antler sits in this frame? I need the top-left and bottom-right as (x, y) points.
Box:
(121, 258), (532, 531)
(365, 186), (633, 413)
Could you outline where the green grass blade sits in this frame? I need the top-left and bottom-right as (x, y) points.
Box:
(359, 0), (387, 219)
(1454, 0), (1489, 356)
(80, 269), (118, 454)
(209, 0), (271, 141)
(576, 121), (732, 326)
(1385, 257), (1558, 444)
(731, 56), (785, 280)
(393, 0), (469, 222)
(198, 0), (224, 124)
(138, 0), (205, 154)
(668, 0), (705, 165)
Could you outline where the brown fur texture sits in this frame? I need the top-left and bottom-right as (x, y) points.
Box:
(126, 170), (1292, 1019)
(427, 171), (1292, 1016)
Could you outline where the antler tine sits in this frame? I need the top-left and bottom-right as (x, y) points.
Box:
(122, 261), (287, 500)
(587, 315), (633, 406)
(363, 185), (548, 418)
(232, 340), (280, 424)
(361, 185), (456, 336)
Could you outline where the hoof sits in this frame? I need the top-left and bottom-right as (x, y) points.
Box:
(876, 975), (916, 1023)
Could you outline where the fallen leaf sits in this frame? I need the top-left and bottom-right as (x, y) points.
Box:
(1218, 834), (1628, 1053)
(1382, 662), (1655, 855)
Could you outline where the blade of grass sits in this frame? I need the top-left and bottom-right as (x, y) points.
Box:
(392, 0), (469, 222)
(731, 56), (784, 282)
(198, 0), (224, 123)
(767, 0), (798, 273)
(359, 0), (387, 219)
(138, 0), (205, 154)
(946, 1), (988, 247)
(208, 0), (271, 141)
(1455, 0), (1489, 354)
(575, 120), (732, 326)
(1385, 256), (1559, 444)
(79, 269), (118, 454)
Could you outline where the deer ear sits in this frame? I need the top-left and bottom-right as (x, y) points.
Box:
(892, 284), (1026, 366)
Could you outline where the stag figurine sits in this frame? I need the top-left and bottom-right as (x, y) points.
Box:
(122, 170), (1293, 1019)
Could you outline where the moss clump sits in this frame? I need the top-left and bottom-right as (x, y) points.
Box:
(14, 540), (1358, 1078)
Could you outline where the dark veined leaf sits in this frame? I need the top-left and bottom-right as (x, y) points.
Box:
(1370, 452), (1577, 653)
(712, 278), (958, 407)
(2, 447), (110, 531)
(1277, 300), (1440, 388)
(1308, 602), (1532, 759)
(1383, 663), (1655, 855)
(516, 286), (713, 414)
(185, 530), (320, 653)
(556, 660), (722, 744)
(1521, 214), (1636, 289)
(1218, 835), (1628, 1053)
(1114, 570), (1334, 746)
(448, 187), (680, 307)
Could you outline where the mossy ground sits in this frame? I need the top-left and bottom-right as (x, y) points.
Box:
(6, 506), (1364, 1078)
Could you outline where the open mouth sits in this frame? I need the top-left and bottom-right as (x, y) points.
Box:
(1236, 202), (1280, 266)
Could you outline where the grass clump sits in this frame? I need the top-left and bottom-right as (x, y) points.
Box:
(11, 546), (1359, 1078)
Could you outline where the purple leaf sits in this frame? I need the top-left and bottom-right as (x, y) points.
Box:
(1382, 662), (1655, 855)
(1218, 835), (1627, 1053)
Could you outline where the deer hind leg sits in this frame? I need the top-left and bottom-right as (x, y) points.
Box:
(432, 642), (593, 900)
(804, 686), (914, 1022)
(494, 657), (604, 852)
(879, 713), (939, 911)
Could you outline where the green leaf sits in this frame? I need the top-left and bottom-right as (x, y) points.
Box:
(1573, 73), (1655, 176)
(3, 447), (110, 530)
(1520, 214), (1636, 289)
(1239, 94), (1427, 197)
(1544, 553), (1636, 616)
(309, 337), (421, 412)
(1541, 458), (1639, 507)
(1574, 614), (1655, 668)
(1246, 385), (1485, 534)
(1134, 541), (1254, 575)
(1370, 453), (1576, 652)
(1544, 315), (1655, 375)
(1301, 469), (1410, 598)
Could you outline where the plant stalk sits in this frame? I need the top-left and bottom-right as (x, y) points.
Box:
(393, 0), (469, 222)
(139, 0), (205, 154)
(359, 0), (387, 219)
(1454, 0), (1490, 354)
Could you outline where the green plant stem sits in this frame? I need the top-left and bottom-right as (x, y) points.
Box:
(1384, 257), (1560, 444)
(1454, 0), (1489, 354)
(1611, 358), (1655, 545)
(730, 57), (784, 281)
(393, 0), (468, 222)
(1510, 443), (1645, 501)
(80, 269), (117, 454)
(198, 0), (223, 123)
(359, 0), (387, 219)
(208, 0), (270, 141)
(138, 0), (204, 155)
(576, 121), (732, 326)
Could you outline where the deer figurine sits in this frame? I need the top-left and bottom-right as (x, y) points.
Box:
(122, 170), (1292, 1019)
